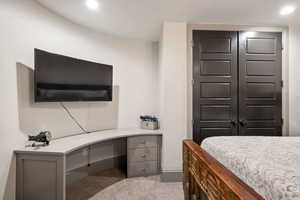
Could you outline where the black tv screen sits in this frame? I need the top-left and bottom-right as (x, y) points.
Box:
(34, 49), (113, 102)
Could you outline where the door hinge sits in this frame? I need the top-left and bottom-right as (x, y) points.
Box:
(281, 118), (284, 125)
(281, 80), (284, 88)
(192, 79), (195, 85)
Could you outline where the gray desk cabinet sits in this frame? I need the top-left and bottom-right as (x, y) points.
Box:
(16, 153), (65, 200)
(127, 135), (161, 177)
(15, 130), (162, 200)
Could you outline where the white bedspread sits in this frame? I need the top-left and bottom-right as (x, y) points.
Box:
(201, 136), (300, 200)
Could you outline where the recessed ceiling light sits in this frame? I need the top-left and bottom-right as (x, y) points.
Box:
(280, 5), (296, 16)
(86, 0), (99, 10)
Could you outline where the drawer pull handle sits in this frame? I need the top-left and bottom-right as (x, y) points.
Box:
(142, 155), (146, 158)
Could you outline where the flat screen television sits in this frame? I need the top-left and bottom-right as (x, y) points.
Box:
(34, 49), (113, 102)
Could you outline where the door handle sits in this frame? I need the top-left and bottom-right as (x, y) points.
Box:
(239, 120), (247, 127)
(230, 120), (237, 126)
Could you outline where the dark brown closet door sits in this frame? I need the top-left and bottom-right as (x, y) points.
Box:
(239, 32), (282, 136)
(193, 31), (238, 144)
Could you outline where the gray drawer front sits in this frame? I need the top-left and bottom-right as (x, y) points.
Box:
(66, 147), (89, 171)
(89, 138), (126, 164)
(128, 161), (158, 177)
(127, 136), (158, 149)
(128, 147), (157, 163)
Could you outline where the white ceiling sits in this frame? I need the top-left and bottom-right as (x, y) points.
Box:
(36, 0), (299, 41)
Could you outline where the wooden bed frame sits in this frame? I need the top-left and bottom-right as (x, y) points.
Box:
(183, 140), (265, 200)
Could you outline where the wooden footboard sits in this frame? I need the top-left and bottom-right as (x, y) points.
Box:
(183, 140), (265, 200)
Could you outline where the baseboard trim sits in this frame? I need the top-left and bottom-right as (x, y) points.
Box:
(160, 171), (183, 182)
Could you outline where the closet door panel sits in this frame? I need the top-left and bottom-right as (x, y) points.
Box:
(193, 31), (238, 144)
(239, 32), (282, 136)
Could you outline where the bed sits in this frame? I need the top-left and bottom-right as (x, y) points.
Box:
(183, 137), (300, 200)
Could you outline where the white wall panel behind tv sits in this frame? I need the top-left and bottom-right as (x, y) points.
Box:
(16, 63), (120, 139)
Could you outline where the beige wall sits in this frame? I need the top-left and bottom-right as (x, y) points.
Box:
(289, 24), (300, 136)
(0, 1), (159, 199)
(159, 22), (188, 173)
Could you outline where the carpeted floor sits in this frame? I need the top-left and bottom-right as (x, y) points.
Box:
(66, 169), (126, 200)
(89, 175), (184, 200)
(66, 169), (184, 200)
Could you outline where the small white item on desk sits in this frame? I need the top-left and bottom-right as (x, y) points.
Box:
(140, 115), (159, 130)
(141, 120), (158, 130)
(25, 141), (47, 149)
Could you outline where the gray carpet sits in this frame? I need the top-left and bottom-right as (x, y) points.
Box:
(66, 169), (127, 200)
(89, 176), (184, 200)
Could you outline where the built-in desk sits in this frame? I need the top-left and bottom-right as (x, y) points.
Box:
(15, 128), (162, 200)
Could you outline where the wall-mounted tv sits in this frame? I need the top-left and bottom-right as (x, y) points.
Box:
(34, 49), (113, 102)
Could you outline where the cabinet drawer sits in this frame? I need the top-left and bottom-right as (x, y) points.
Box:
(66, 147), (89, 171)
(128, 161), (159, 177)
(128, 147), (157, 163)
(89, 138), (126, 163)
(127, 136), (158, 149)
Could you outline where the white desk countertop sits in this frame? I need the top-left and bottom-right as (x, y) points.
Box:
(15, 128), (162, 155)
